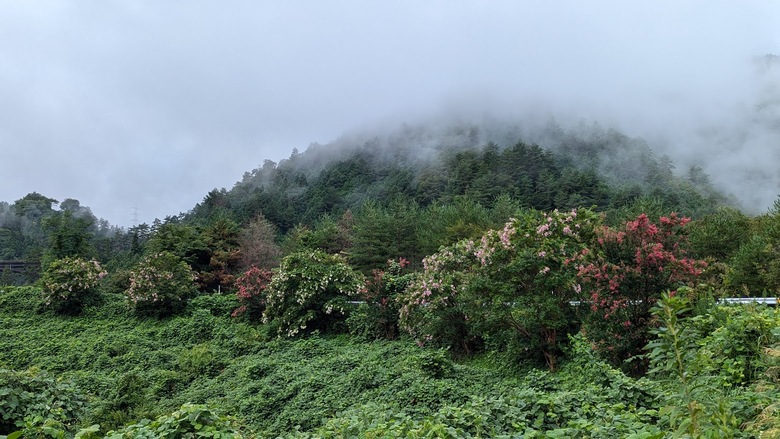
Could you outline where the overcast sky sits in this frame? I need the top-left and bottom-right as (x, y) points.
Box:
(1, 2), (778, 227)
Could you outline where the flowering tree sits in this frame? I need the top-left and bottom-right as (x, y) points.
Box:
(41, 257), (106, 315)
(577, 213), (707, 370)
(232, 266), (273, 320)
(262, 250), (364, 337)
(401, 208), (600, 370)
(125, 251), (198, 317)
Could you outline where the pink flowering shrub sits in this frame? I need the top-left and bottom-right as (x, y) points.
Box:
(399, 238), (480, 355)
(576, 213), (707, 372)
(232, 266), (273, 320)
(400, 208), (600, 370)
(125, 251), (198, 317)
(41, 257), (107, 315)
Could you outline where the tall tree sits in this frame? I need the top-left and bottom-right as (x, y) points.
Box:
(42, 210), (96, 266)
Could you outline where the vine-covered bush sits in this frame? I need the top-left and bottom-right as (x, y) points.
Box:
(347, 258), (412, 340)
(124, 251), (198, 317)
(262, 250), (364, 337)
(40, 257), (106, 315)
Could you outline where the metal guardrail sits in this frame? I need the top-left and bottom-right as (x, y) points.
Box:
(349, 298), (779, 306)
(717, 297), (777, 306)
(0, 260), (38, 274)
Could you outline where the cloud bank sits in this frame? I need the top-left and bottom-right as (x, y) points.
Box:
(0, 2), (778, 225)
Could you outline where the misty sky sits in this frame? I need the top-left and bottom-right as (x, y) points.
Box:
(1, 2), (778, 227)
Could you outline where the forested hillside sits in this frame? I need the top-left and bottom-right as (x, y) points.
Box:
(2, 122), (780, 438)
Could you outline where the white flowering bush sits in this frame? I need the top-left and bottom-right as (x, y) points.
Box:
(262, 250), (364, 337)
(125, 251), (198, 317)
(41, 257), (107, 315)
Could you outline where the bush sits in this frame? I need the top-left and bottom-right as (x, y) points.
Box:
(578, 213), (706, 372)
(124, 251), (198, 317)
(232, 266), (273, 321)
(347, 258), (412, 340)
(40, 257), (106, 315)
(400, 208), (600, 370)
(262, 250), (364, 337)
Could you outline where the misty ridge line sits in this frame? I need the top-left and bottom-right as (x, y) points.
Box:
(0, 108), (751, 232)
(236, 54), (780, 216)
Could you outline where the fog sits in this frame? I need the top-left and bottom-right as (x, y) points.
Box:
(1, 2), (778, 226)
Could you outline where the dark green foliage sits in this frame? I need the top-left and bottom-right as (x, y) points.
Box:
(644, 291), (780, 436)
(41, 210), (96, 268)
(725, 202), (780, 296)
(347, 258), (412, 340)
(282, 213), (352, 256)
(187, 293), (240, 319)
(307, 353), (660, 438)
(350, 199), (421, 271)
(145, 222), (210, 274)
(688, 207), (752, 261)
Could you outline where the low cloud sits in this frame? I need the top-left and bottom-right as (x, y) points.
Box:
(0, 2), (777, 225)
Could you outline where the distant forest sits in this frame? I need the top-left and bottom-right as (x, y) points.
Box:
(2, 121), (729, 279)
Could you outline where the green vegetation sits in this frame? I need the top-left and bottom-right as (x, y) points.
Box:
(2, 122), (780, 437)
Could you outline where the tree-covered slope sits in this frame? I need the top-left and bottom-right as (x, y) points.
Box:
(187, 121), (729, 233)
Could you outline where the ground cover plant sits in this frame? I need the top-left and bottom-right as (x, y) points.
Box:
(3, 273), (780, 438)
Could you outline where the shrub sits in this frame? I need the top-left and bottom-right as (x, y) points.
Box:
(262, 250), (364, 337)
(646, 292), (743, 437)
(347, 258), (412, 340)
(577, 213), (706, 372)
(400, 208), (600, 370)
(232, 266), (273, 321)
(125, 251), (198, 317)
(40, 257), (106, 315)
